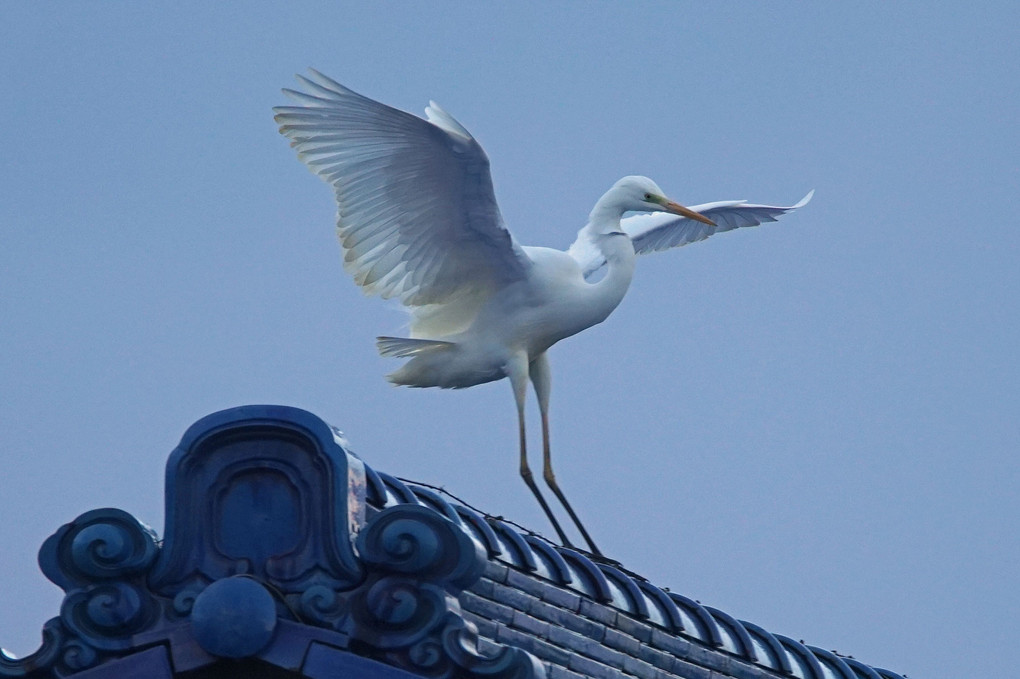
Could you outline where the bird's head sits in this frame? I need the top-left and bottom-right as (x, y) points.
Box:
(600, 175), (715, 226)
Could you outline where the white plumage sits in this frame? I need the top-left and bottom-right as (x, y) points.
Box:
(275, 70), (811, 555)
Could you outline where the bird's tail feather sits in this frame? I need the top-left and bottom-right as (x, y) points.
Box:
(376, 336), (455, 358)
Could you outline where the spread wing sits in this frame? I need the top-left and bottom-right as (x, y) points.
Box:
(569, 191), (814, 279)
(274, 70), (530, 306)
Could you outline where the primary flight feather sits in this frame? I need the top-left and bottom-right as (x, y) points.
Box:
(275, 69), (811, 555)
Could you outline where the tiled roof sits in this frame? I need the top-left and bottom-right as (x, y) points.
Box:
(0, 405), (909, 679)
(365, 469), (906, 679)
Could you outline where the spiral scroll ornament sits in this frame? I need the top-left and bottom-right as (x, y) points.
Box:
(356, 504), (485, 589)
(347, 505), (545, 679)
(39, 508), (158, 589)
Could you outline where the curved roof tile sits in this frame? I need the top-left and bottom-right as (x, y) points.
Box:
(807, 646), (859, 679)
(635, 579), (684, 631)
(667, 591), (725, 646)
(524, 535), (574, 584)
(740, 619), (794, 674)
(843, 657), (886, 679)
(775, 634), (827, 679)
(598, 563), (650, 618)
(704, 606), (757, 659)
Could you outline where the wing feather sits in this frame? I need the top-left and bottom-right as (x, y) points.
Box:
(274, 70), (530, 306)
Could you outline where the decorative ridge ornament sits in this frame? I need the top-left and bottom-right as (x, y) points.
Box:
(148, 404), (367, 595)
(1, 405), (545, 679)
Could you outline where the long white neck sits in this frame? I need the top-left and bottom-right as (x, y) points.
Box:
(590, 232), (636, 316)
(588, 193), (628, 233)
(581, 200), (637, 324)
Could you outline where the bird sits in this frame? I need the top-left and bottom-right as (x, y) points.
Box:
(274, 69), (811, 556)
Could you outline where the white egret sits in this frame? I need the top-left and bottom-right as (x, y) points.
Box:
(274, 70), (811, 556)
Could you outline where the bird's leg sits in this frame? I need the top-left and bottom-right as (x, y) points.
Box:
(530, 353), (604, 557)
(507, 352), (574, 548)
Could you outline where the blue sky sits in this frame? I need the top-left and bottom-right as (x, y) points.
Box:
(1, 3), (1017, 677)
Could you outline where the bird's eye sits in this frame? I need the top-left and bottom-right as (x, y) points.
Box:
(644, 193), (652, 201)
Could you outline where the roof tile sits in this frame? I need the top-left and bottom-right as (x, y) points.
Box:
(649, 627), (696, 657)
(636, 643), (679, 671)
(665, 656), (714, 679)
(496, 625), (574, 666)
(621, 653), (664, 679)
(511, 610), (552, 639)
(484, 559), (510, 583)
(603, 627), (643, 656)
(531, 599), (606, 640)
(548, 625), (611, 658)
(462, 610), (498, 640)
(580, 596), (620, 627)
(540, 584), (583, 612)
(568, 652), (622, 679)
(508, 566), (562, 597)
(460, 590), (515, 625)
(548, 665), (590, 679)
(491, 580), (542, 612)
(725, 659), (776, 679)
(615, 613), (655, 644)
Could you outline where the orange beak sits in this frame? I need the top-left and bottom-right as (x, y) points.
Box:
(664, 200), (715, 226)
